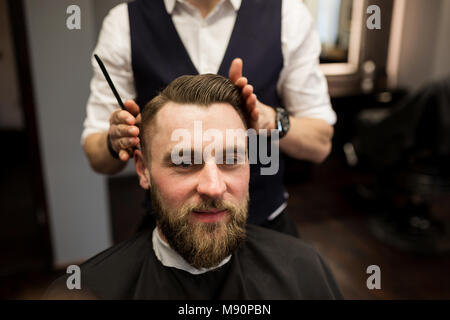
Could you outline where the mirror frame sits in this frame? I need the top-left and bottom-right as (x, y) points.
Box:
(322, 0), (394, 97)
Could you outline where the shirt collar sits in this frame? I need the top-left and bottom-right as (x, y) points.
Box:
(152, 227), (231, 275)
(164, 0), (177, 14)
(228, 0), (242, 11)
(164, 0), (241, 14)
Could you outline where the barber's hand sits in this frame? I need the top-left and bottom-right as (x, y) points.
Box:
(108, 100), (141, 162)
(228, 58), (276, 133)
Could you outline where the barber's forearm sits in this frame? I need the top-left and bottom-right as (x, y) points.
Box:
(279, 117), (334, 163)
(83, 131), (127, 175)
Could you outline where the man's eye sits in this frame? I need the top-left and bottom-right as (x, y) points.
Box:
(173, 162), (193, 168)
(223, 155), (245, 165)
(221, 157), (242, 166)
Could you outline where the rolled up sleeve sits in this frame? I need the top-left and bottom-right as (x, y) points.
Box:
(278, 0), (337, 125)
(81, 3), (136, 144)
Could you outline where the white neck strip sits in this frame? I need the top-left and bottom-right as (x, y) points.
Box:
(152, 227), (231, 275)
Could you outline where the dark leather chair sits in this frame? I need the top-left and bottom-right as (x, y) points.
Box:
(345, 77), (450, 254)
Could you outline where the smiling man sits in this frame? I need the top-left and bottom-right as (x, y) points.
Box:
(46, 74), (341, 299)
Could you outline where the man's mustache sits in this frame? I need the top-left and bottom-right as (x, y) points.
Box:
(190, 199), (230, 212)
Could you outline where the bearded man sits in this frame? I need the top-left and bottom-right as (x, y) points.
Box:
(46, 74), (342, 299)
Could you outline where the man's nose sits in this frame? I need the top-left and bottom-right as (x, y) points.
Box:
(196, 162), (226, 198)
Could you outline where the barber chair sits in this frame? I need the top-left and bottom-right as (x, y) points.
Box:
(344, 77), (450, 254)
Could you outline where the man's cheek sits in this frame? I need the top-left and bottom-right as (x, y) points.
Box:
(231, 167), (250, 191)
(160, 185), (189, 207)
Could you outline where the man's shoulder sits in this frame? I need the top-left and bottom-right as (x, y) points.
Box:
(243, 224), (333, 280)
(109, 2), (129, 17)
(83, 228), (152, 268)
(44, 229), (155, 299)
(241, 225), (343, 299)
(245, 224), (319, 259)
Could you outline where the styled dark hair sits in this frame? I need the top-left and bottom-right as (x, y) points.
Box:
(139, 74), (248, 155)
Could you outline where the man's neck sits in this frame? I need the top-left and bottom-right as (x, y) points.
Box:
(185, 0), (221, 18)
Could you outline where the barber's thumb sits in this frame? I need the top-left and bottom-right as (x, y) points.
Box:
(229, 58), (243, 83)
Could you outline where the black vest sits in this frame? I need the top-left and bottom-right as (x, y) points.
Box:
(129, 0), (286, 224)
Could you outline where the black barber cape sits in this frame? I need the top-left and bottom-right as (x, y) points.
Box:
(46, 225), (343, 299)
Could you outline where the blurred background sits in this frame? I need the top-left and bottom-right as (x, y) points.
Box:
(1, 0), (449, 299)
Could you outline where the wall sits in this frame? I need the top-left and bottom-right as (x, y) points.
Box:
(396, 0), (450, 90)
(0, 0), (24, 130)
(432, 0), (450, 81)
(24, 0), (114, 266)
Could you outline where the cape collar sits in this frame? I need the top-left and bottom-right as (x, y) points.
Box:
(152, 227), (232, 275)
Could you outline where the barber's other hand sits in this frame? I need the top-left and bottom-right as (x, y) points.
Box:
(228, 58), (276, 133)
(108, 100), (141, 161)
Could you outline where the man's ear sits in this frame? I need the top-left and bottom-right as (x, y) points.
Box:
(134, 149), (151, 189)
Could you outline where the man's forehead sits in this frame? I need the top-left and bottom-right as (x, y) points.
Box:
(154, 101), (244, 130)
(148, 102), (247, 158)
(151, 102), (246, 139)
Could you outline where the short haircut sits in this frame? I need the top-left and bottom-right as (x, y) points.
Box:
(139, 74), (248, 158)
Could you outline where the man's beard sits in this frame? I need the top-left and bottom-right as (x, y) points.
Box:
(150, 184), (248, 269)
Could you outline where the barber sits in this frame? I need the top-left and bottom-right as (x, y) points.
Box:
(82, 0), (336, 237)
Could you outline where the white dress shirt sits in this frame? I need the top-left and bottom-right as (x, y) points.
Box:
(152, 227), (231, 275)
(82, 0), (337, 142)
